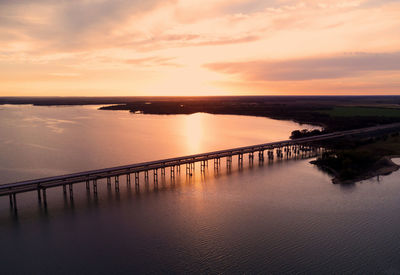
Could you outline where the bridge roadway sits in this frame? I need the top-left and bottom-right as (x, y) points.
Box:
(2, 122), (400, 209)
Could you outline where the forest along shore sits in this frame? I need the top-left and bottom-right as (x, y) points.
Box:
(308, 131), (400, 184)
(99, 96), (400, 132)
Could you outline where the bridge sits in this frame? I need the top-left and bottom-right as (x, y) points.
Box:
(2, 122), (400, 210)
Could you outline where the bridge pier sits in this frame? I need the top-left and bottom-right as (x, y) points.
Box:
(37, 188), (42, 203)
(86, 180), (90, 191)
(93, 179), (98, 195)
(170, 166), (175, 177)
(135, 172), (139, 186)
(13, 193), (17, 210)
(214, 158), (220, 169)
(238, 153), (243, 166)
(201, 160), (206, 173)
(267, 150), (274, 160)
(161, 167), (165, 176)
(107, 177), (111, 187)
(115, 176), (120, 192)
(42, 188), (47, 207)
(226, 155), (232, 168)
(276, 148), (283, 159)
(126, 174), (131, 186)
(186, 162), (194, 176)
(258, 150), (264, 162)
(144, 170), (149, 181)
(249, 152), (254, 163)
(153, 169), (158, 183)
(69, 184), (73, 200)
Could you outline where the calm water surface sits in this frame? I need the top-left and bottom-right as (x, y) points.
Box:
(1, 105), (400, 274)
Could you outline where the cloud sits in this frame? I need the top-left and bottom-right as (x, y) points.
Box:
(0, 0), (400, 95)
(204, 52), (400, 81)
(125, 56), (180, 67)
(0, 0), (173, 53)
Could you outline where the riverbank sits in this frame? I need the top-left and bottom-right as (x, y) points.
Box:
(311, 135), (400, 184)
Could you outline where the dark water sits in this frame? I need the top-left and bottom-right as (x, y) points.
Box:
(1, 106), (400, 274)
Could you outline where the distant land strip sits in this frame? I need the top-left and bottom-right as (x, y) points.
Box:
(2, 96), (400, 131)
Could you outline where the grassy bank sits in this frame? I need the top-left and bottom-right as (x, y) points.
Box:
(322, 106), (400, 117)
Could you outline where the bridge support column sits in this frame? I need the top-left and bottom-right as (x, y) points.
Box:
(107, 177), (111, 187)
(86, 180), (90, 191)
(227, 155), (232, 168)
(153, 169), (158, 183)
(161, 167), (165, 176)
(214, 158), (220, 169)
(276, 148), (283, 159)
(249, 152), (254, 163)
(135, 172), (139, 186)
(126, 174), (131, 186)
(238, 153), (243, 166)
(186, 163), (194, 176)
(37, 188), (42, 203)
(42, 188), (47, 207)
(268, 150), (274, 160)
(201, 161), (206, 173)
(69, 184), (73, 200)
(93, 179), (97, 194)
(115, 176), (120, 192)
(170, 166), (175, 178)
(9, 193), (19, 210)
(144, 171), (149, 181)
(12, 193), (17, 211)
(258, 150), (264, 162)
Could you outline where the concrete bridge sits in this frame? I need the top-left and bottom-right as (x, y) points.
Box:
(2, 122), (400, 210)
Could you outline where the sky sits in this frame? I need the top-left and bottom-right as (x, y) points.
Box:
(0, 0), (400, 96)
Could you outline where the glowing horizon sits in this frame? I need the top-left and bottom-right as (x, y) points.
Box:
(1, 0), (400, 96)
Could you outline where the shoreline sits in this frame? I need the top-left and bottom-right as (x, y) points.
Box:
(313, 156), (400, 184)
(2, 96), (400, 132)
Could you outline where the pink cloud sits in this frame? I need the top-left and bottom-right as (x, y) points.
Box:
(204, 52), (400, 81)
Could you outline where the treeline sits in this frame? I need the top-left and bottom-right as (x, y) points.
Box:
(290, 129), (326, 139)
(311, 131), (400, 183)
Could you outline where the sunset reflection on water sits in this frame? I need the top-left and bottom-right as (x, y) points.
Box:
(1, 106), (400, 274)
(184, 113), (205, 154)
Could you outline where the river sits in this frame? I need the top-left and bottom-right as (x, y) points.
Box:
(1, 105), (400, 274)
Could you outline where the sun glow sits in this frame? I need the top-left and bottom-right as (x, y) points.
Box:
(1, 0), (400, 96)
(184, 113), (205, 154)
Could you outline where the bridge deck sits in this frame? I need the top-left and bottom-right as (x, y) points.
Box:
(1, 122), (400, 197)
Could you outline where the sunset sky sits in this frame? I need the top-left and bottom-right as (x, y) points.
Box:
(1, 0), (400, 96)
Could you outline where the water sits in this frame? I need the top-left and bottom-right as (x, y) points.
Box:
(1, 105), (400, 274)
